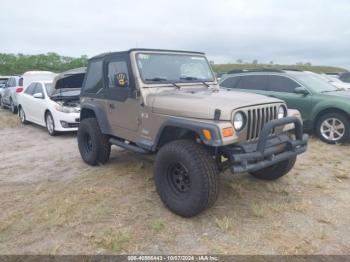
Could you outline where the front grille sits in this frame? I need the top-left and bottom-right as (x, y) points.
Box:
(68, 123), (79, 128)
(246, 105), (278, 141)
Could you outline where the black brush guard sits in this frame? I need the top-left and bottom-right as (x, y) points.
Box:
(222, 117), (308, 173)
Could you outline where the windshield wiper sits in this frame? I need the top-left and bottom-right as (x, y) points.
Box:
(144, 77), (181, 89)
(180, 76), (199, 80)
(145, 77), (168, 81)
(180, 76), (210, 87)
(321, 89), (341, 93)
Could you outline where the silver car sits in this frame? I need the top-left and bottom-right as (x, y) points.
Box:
(1, 76), (22, 113)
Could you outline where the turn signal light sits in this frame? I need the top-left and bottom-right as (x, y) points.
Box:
(222, 127), (234, 137)
(202, 129), (212, 141)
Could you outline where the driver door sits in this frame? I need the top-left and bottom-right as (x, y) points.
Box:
(103, 54), (139, 133)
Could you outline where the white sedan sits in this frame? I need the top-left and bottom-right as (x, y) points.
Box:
(17, 81), (80, 135)
(320, 74), (350, 90)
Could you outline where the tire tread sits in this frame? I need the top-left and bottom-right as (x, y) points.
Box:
(155, 140), (219, 217)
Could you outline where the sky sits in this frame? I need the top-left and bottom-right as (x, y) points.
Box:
(0, 0), (349, 69)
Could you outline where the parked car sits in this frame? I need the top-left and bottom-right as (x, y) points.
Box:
(220, 69), (350, 144)
(1, 76), (21, 113)
(21, 71), (57, 89)
(77, 49), (308, 217)
(0, 76), (10, 88)
(215, 72), (227, 81)
(17, 68), (84, 135)
(0, 76), (10, 108)
(318, 73), (350, 90)
(324, 72), (340, 78)
(1, 71), (57, 114)
(339, 72), (350, 83)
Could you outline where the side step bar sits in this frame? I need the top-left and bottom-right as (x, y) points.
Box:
(109, 138), (151, 154)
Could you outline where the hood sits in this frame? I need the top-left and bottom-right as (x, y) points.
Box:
(321, 90), (350, 98)
(52, 67), (86, 90)
(147, 87), (282, 120)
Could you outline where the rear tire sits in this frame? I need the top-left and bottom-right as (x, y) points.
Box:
(249, 155), (296, 181)
(77, 118), (111, 166)
(315, 112), (350, 144)
(10, 99), (17, 114)
(19, 106), (28, 124)
(45, 112), (57, 136)
(154, 140), (219, 217)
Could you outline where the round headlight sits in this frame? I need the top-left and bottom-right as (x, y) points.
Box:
(278, 105), (287, 119)
(233, 112), (245, 131)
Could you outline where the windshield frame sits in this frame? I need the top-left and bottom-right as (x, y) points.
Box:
(134, 52), (216, 85)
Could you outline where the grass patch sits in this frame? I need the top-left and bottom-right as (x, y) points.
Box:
(269, 202), (285, 213)
(292, 201), (310, 213)
(266, 183), (289, 195)
(148, 218), (165, 233)
(94, 231), (131, 252)
(215, 216), (235, 232)
(230, 183), (244, 199)
(251, 203), (266, 218)
(334, 169), (349, 179)
(0, 110), (20, 128)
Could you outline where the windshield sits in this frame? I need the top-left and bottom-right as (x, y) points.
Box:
(46, 83), (80, 97)
(293, 74), (339, 93)
(0, 79), (8, 86)
(136, 53), (215, 84)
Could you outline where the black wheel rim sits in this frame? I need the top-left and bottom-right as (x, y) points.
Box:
(166, 162), (191, 196)
(83, 132), (93, 154)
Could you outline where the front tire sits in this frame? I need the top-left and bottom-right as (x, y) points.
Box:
(77, 118), (111, 166)
(315, 112), (350, 144)
(45, 112), (57, 136)
(249, 155), (296, 181)
(19, 106), (28, 124)
(154, 140), (219, 217)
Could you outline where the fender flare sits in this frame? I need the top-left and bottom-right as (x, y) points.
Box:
(80, 105), (112, 134)
(151, 117), (223, 151)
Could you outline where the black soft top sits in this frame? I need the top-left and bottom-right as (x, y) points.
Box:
(90, 48), (205, 61)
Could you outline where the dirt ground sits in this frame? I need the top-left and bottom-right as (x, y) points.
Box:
(0, 108), (349, 255)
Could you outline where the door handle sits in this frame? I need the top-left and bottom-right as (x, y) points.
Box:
(109, 103), (115, 109)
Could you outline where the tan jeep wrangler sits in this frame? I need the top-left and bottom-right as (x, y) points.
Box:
(78, 49), (308, 217)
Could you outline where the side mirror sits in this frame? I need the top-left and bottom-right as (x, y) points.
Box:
(294, 86), (309, 95)
(33, 92), (44, 99)
(114, 73), (128, 88)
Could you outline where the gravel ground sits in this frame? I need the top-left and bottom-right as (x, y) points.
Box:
(0, 108), (349, 255)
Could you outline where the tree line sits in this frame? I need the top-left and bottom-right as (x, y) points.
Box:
(0, 52), (347, 76)
(0, 53), (88, 75)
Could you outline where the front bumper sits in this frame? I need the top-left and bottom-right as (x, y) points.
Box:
(53, 111), (80, 132)
(222, 117), (308, 173)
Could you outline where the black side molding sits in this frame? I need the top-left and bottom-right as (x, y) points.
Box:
(109, 138), (151, 154)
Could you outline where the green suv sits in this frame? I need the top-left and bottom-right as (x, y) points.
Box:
(220, 70), (350, 144)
